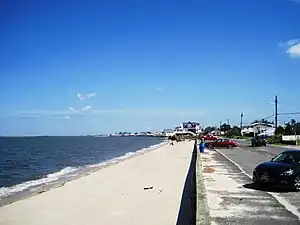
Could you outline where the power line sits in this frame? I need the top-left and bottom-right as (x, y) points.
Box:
(241, 114), (275, 127)
(262, 114), (275, 120)
(239, 96), (300, 129)
(278, 112), (300, 116)
(245, 114), (275, 123)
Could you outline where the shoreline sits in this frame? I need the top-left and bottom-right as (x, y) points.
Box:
(0, 140), (194, 225)
(0, 141), (168, 207)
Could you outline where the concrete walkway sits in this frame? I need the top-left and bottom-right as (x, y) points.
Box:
(201, 149), (299, 225)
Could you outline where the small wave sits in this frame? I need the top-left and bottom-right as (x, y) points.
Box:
(0, 141), (167, 200)
(87, 141), (166, 168)
(86, 151), (136, 169)
(0, 166), (80, 200)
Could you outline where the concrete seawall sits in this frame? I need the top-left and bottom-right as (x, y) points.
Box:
(195, 140), (211, 225)
(176, 139), (211, 225)
(176, 140), (197, 225)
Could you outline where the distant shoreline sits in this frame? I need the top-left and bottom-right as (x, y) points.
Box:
(0, 140), (168, 207)
(0, 135), (167, 138)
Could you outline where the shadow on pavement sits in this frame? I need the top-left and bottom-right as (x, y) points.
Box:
(176, 140), (197, 225)
(243, 183), (298, 193)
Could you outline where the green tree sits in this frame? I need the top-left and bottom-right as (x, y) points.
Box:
(220, 123), (231, 132)
(275, 126), (285, 135)
(291, 119), (297, 126)
(252, 119), (273, 124)
(294, 123), (300, 135)
(204, 126), (215, 134)
(284, 124), (294, 135)
(227, 126), (241, 137)
(290, 119), (299, 135)
(260, 119), (270, 124)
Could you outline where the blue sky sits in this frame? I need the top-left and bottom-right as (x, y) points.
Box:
(1, 0), (300, 136)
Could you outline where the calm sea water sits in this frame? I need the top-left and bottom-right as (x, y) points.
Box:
(0, 136), (164, 201)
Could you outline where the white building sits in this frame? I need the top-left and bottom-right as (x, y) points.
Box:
(241, 122), (275, 137)
(211, 129), (224, 136)
(162, 129), (175, 137)
(181, 121), (201, 134)
(174, 126), (183, 132)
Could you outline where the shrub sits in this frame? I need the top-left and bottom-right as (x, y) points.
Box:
(266, 135), (282, 144)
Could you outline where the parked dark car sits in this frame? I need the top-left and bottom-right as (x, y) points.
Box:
(252, 150), (300, 190)
(251, 136), (266, 147)
(205, 139), (238, 149)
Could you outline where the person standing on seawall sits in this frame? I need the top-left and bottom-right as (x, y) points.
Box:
(199, 138), (205, 153)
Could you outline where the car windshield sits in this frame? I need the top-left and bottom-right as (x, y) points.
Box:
(272, 152), (300, 164)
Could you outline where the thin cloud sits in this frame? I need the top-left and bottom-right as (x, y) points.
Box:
(68, 107), (75, 111)
(18, 114), (41, 118)
(87, 93), (96, 98)
(9, 108), (208, 118)
(64, 116), (71, 120)
(156, 87), (164, 92)
(286, 39), (300, 46)
(77, 92), (96, 100)
(77, 93), (83, 100)
(82, 105), (92, 111)
(287, 43), (300, 58)
(289, 0), (300, 4)
(279, 39), (300, 58)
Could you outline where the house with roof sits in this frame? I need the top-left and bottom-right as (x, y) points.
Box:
(179, 121), (201, 134)
(241, 122), (275, 137)
(211, 129), (224, 136)
(174, 126), (183, 132)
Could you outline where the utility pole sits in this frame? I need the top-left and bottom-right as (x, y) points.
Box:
(227, 119), (229, 126)
(275, 95), (278, 129)
(240, 112), (243, 130)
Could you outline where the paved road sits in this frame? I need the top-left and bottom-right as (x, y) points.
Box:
(202, 149), (299, 225)
(213, 141), (300, 222)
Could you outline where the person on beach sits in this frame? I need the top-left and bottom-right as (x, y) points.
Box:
(168, 135), (175, 145)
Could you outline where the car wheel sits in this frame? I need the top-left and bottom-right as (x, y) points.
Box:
(227, 145), (233, 149)
(208, 144), (213, 149)
(252, 174), (258, 184)
(252, 172), (259, 184)
(293, 175), (300, 191)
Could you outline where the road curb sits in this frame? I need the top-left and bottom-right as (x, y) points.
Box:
(195, 144), (211, 225)
(270, 144), (300, 150)
(213, 147), (300, 221)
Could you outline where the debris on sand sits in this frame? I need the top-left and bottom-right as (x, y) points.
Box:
(201, 157), (211, 162)
(203, 166), (216, 173)
(143, 186), (153, 190)
(205, 177), (215, 182)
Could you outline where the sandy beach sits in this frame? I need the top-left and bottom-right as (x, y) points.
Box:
(0, 141), (194, 225)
